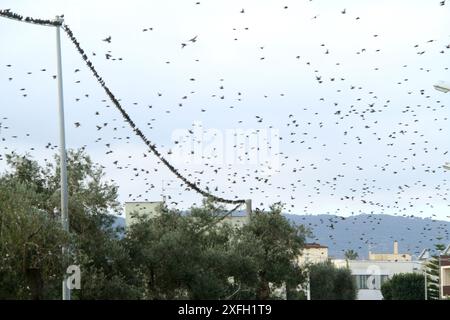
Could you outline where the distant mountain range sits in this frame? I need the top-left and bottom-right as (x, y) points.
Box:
(285, 214), (449, 259)
(114, 213), (450, 259)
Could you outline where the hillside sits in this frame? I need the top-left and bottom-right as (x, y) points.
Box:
(114, 213), (450, 259)
(286, 214), (450, 259)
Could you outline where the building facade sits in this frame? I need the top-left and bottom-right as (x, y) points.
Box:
(333, 259), (424, 300)
(333, 241), (422, 300)
(125, 201), (163, 227)
(368, 240), (412, 262)
(218, 214), (249, 229)
(440, 255), (450, 299)
(297, 243), (329, 265)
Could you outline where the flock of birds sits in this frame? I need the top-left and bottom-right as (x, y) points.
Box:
(0, 2), (449, 254)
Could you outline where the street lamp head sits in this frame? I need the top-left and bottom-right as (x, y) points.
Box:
(443, 162), (450, 171)
(433, 81), (450, 93)
(55, 15), (64, 23)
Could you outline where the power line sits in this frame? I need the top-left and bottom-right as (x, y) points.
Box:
(0, 9), (61, 27)
(0, 9), (245, 205)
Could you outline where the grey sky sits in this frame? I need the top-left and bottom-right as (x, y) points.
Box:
(0, 0), (449, 221)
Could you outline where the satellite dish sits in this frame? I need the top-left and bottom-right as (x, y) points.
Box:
(443, 244), (450, 256)
(433, 81), (450, 93)
(418, 248), (430, 260)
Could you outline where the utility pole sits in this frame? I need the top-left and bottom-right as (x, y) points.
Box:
(55, 15), (70, 301)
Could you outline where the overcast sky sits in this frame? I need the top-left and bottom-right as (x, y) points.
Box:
(1, 0), (450, 222)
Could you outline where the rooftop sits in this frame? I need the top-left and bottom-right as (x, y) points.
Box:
(304, 243), (328, 249)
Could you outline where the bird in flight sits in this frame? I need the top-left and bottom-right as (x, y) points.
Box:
(189, 35), (198, 43)
(102, 36), (112, 43)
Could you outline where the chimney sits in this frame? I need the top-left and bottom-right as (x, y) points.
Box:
(394, 240), (399, 255)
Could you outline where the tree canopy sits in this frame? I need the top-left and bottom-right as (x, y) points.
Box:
(0, 150), (315, 299)
(308, 261), (357, 300)
(381, 273), (425, 300)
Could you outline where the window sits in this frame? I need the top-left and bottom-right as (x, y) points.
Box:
(354, 275), (389, 290)
(354, 275), (369, 289)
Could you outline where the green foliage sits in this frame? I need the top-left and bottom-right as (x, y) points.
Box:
(381, 273), (424, 300)
(231, 203), (310, 299)
(333, 267), (357, 299)
(426, 244), (446, 300)
(0, 151), (312, 300)
(381, 280), (392, 300)
(124, 201), (310, 300)
(0, 150), (132, 299)
(0, 155), (68, 299)
(309, 261), (357, 300)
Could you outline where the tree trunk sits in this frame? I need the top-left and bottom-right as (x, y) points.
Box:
(256, 270), (270, 300)
(25, 267), (44, 300)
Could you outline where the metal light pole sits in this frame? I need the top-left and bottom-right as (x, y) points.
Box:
(306, 271), (311, 300)
(305, 256), (311, 300)
(55, 15), (70, 301)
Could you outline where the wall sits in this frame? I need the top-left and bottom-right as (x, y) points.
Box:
(125, 201), (163, 227)
(219, 215), (249, 229)
(368, 253), (412, 262)
(298, 247), (328, 265)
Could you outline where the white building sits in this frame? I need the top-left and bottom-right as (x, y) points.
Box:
(333, 241), (424, 300)
(297, 243), (329, 265)
(333, 259), (424, 300)
(125, 201), (250, 229)
(440, 256), (450, 299)
(218, 213), (249, 229)
(332, 243), (450, 300)
(125, 201), (163, 227)
(368, 240), (411, 262)
(439, 244), (450, 299)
